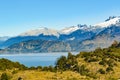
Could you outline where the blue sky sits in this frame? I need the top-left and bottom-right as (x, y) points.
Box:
(0, 0), (120, 36)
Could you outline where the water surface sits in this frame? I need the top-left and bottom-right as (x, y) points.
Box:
(0, 52), (78, 67)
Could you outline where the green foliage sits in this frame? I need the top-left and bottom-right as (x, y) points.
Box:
(80, 52), (91, 58)
(99, 58), (116, 67)
(54, 41), (120, 79)
(85, 57), (99, 62)
(55, 53), (78, 71)
(0, 58), (27, 70)
(98, 68), (105, 74)
(66, 53), (78, 70)
(47, 66), (55, 72)
(107, 59), (115, 67)
(110, 40), (119, 48)
(12, 70), (18, 74)
(106, 66), (113, 72)
(0, 41), (120, 80)
(36, 66), (42, 70)
(55, 56), (67, 71)
(77, 65), (89, 75)
(0, 73), (10, 80)
(94, 47), (102, 53)
(18, 77), (23, 80)
(42, 66), (55, 72)
(99, 60), (106, 66)
(42, 66), (49, 71)
(28, 66), (36, 70)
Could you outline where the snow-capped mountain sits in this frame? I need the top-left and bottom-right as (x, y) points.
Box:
(1, 16), (120, 52)
(20, 25), (90, 37)
(61, 24), (89, 34)
(20, 27), (60, 37)
(60, 16), (120, 35)
(19, 16), (120, 38)
(19, 24), (91, 39)
(93, 16), (120, 28)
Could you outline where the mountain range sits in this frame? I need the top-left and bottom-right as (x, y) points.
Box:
(1, 16), (120, 53)
(0, 36), (9, 47)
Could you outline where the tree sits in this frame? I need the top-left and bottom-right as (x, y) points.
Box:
(0, 73), (10, 80)
(36, 66), (42, 70)
(111, 40), (118, 48)
(66, 53), (78, 70)
(77, 65), (89, 75)
(56, 56), (67, 71)
(67, 52), (73, 60)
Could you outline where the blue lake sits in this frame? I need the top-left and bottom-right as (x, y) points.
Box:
(0, 52), (78, 67)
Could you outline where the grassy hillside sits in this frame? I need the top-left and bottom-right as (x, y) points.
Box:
(55, 41), (120, 80)
(0, 41), (120, 80)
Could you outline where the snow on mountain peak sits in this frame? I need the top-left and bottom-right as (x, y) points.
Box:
(19, 16), (120, 37)
(61, 26), (79, 34)
(105, 16), (118, 21)
(20, 27), (60, 37)
(93, 16), (120, 28)
(61, 24), (89, 34)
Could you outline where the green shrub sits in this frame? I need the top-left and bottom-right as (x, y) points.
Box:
(98, 68), (105, 74)
(18, 77), (23, 80)
(99, 60), (106, 66)
(106, 66), (113, 72)
(77, 65), (89, 75)
(12, 70), (18, 74)
(107, 59), (115, 67)
(87, 57), (99, 62)
(55, 56), (67, 71)
(0, 58), (27, 70)
(0, 73), (11, 80)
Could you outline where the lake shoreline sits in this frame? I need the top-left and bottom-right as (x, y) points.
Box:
(0, 52), (79, 67)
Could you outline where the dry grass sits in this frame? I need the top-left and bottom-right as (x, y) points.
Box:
(8, 70), (89, 80)
(0, 63), (119, 80)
